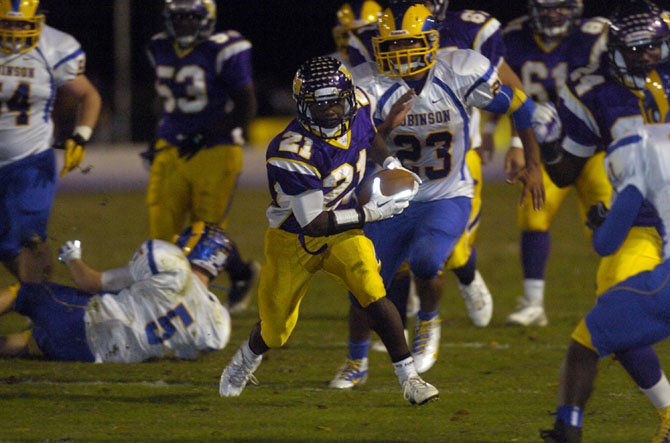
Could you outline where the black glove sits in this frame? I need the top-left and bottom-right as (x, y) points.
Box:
(175, 132), (205, 159)
(586, 201), (609, 231)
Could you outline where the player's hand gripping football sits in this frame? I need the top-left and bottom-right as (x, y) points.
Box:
(383, 156), (421, 189)
(361, 177), (410, 222)
(58, 240), (82, 264)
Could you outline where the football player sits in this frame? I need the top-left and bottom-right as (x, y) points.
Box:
(145, 0), (258, 313)
(0, 0), (101, 280)
(330, 2), (544, 387)
(537, 1), (670, 440)
(501, 0), (609, 327)
(331, 0), (381, 67)
(218, 56), (439, 405)
(0, 222), (233, 362)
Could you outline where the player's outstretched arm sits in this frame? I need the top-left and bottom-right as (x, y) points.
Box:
(58, 241), (102, 294)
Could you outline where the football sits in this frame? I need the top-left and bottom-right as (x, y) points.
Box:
(357, 168), (418, 205)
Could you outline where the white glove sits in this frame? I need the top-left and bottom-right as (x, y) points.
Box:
(383, 156), (422, 185)
(361, 177), (410, 222)
(58, 240), (82, 264)
(531, 102), (562, 145)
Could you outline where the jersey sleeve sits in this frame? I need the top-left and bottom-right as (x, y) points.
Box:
(446, 49), (499, 109)
(605, 132), (646, 195)
(557, 79), (600, 157)
(214, 31), (254, 89)
(467, 11), (505, 68)
(128, 240), (191, 292)
(42, 26), (86, 87)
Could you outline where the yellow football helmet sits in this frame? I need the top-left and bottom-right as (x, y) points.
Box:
(372, 3), (439, 77)
(0, 0), (44, 54)
(332, 0), (382, 60)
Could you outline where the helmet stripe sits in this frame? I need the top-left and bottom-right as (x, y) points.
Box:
(146, 240), (159, 275)
(11, 0), (21, 12)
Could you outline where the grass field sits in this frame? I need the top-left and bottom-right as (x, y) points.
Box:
(0, 183), (667, 442)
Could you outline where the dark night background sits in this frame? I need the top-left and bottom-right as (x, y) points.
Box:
(35, 1), (670, 141)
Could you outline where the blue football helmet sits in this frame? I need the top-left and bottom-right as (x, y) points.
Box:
(608, 0), (670, 90)
(164, 0), (216, 48)
(292, 56), (357, 139)
(528, 0), (583, 39)
(0, 0), (44, 54)
(175, 221), (235, 278)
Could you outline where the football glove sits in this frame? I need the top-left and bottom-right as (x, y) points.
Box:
(58, 240), (82, 264)
(175, 132), (205, 159)
(531, 102), (562, 145)
(59, 133), (88, 177)
(586, 202), (609, 231)
(361, 177), (410, 222)
(383, 156), (422, 185)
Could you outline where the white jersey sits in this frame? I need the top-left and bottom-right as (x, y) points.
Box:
(359, 49), (499, 201)
(605, 123), (670, 259)
(84, 240), (231, 363)
(0, 26), (84, 168)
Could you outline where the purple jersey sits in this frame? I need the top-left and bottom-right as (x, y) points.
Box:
(504, 16), (607, 103)
(147, 30), (253, 146)
(347, 9), (504, 69)
(266, 90), (376, 234)
(437, 10), (505, 68)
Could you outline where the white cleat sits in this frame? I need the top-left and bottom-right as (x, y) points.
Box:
(506, 298), (548, 327)
(329, 357), (368, 389)
(219, 347), (262, 397)
(371, 329), (409, 353)
(402, 375), (439, 405)
(411, 317), (441, 374)
(458, 270), (493, 327)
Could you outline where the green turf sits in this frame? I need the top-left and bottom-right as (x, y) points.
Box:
(0, 184), (666, 442)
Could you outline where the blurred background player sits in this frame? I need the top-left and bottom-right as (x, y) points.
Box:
(535, 1), (670, 439)
(218, 56), (439, 405)
(0, 0), (101, 282)
(0, 222), (232, 362)
(144, 0), (258, 313)
(330, 0), (381, 68)
(500, 0), (608, 327)
(330, 2), (544, 388)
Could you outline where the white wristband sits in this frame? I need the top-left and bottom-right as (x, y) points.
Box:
(74, 125), (93, 142)
(510, 136), (523, 149)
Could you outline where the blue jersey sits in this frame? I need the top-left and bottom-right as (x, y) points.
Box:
(147, 30), (253, 147)
(265, 89), (375, 234)
(504, 16), (607, 104)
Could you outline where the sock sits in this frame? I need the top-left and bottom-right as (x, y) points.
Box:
(393, 355), (418, 383)
(241, 340), (263, 364)
(348, 338), (370, 361)
(452, 248), (477, 285)
(523, 279), (545, 305)
(642, 374), (670, 409)
(417, 309), (438, 322)
(521, 230), (550, 280)
(556, 405), (583, 428)
(616, 346), (662, 390)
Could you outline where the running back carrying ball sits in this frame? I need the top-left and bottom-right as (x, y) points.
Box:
(358, 168), (419, 205)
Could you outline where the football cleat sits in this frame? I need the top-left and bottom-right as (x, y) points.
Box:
(506, 297), (548, 327)
(652, 405), (670, 443)
(402, 375), (439, 405)
(540, 421), (582, 443)
(412, 317), (441, 373)
(228, 261), (260, 314)
(458, 270), (493, 327)
(219, 346), (261, 397)
(329, 357), (368, 389)
(371, 329), (409, 353)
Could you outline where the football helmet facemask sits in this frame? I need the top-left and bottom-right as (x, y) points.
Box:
(0, 0), (44, 54)
(608, 0), (670, 90)
(175, 221), (235, 279)
(332, 0), (382, 60)
(528, 0), (583, 39)
(373, 3), (439, 77)
(293, 56), (357, 140)
(164, 0), (216, 48)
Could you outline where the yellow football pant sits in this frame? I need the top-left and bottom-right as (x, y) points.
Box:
(258, 228), (386, 348)
(146, 140), (243, 241)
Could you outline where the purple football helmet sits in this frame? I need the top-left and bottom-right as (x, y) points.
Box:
(528, 0), (583, 39)
(292, 56), (357, 139)
(164, 0), (216, 48)
(608, 0), (670, 90)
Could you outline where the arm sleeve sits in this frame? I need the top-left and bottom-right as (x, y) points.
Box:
(289, 189), (325, 227)
(100, 266), (134, 292)
(592, 185), (644, 256)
